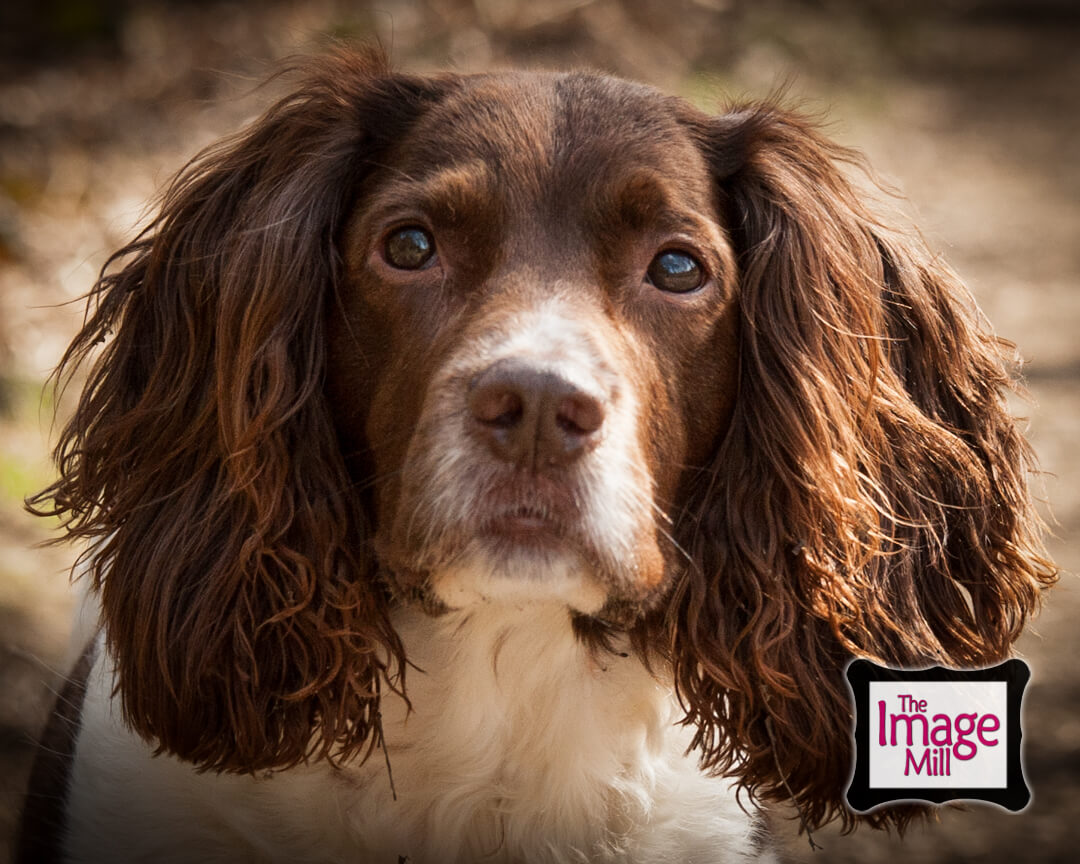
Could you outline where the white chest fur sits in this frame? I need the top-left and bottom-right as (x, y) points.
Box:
(65, 604), (769, 863)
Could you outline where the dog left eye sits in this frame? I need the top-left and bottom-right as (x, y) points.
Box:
(385, 226), (436, 270)
(647, 250), (704, 293)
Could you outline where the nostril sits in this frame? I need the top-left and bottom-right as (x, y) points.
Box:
(467, 359), (608, 468)
(555, 393), (605, 437)
(469, 383), (525, 428)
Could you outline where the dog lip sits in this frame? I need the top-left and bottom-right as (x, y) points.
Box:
(473, 499), (585, 558)
(485, 506), (563, 539)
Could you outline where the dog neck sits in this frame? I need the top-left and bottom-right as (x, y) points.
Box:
(377, 601), (675, 856)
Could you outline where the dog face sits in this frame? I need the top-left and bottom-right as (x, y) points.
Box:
(327, 73), (738, 618)
(35, 50), (1055, 829)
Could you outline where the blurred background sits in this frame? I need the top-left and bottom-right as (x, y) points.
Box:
(0, 1), (1077, 861)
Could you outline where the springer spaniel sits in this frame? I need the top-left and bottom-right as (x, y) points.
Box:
(19, 49), (1055, 863)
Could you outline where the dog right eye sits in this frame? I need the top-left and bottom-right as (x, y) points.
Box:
(385, 226), (435, 270)
(646, 249), (704, 294)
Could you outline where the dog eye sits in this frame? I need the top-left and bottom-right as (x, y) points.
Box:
(385, 227), (435, 270)
(647, 250), (704, 293)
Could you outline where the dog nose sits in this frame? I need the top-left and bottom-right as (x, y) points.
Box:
(468, 360), (606, 468)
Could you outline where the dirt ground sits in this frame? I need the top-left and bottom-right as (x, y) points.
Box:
(1, 2), (1077, 862)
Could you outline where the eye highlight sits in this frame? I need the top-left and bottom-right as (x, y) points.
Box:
(385, 226), (435, 270)
(647, 250), (704, 294)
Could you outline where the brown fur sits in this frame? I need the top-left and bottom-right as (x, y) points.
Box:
(29, 48), (1055, 835)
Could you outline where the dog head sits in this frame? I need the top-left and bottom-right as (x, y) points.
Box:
(326, 69), (739, 621)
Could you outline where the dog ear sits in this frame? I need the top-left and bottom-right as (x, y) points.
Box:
(30, 50), (451, 773)
(669, 104), (1056, 829)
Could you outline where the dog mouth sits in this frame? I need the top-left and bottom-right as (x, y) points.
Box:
(483, 504), (565, 541)
(432, 493), (613, 614)
(472, 467), (587, 536)
(381, 462), (660, 615)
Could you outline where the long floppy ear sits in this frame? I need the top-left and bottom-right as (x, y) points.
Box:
(670, 105), (1057, 829)
(30, 50), (450, 773)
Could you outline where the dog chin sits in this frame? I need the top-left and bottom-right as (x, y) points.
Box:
(430, 541), (609, 614)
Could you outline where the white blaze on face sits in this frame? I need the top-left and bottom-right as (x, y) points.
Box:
(402, 294), (659, 612)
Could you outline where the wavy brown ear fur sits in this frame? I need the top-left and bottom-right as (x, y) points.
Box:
(29, 50), (451, 773)
(670, 104), (1057, 830)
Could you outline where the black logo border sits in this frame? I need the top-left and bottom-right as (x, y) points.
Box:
(845, 658), (1031, 813)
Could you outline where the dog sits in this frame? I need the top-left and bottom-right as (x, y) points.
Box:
(18, 48), (1055, 863)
